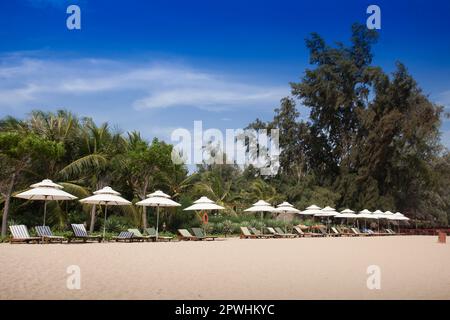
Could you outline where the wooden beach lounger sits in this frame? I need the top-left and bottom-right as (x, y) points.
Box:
(240, 227), (257, 239)
(128, 228), (155, 242)
(191, 227), (217, 241)
(351, 227), (369, 236)
(266, 227), (291, 238)
(145, 227), (173, 241)
(35, 225), (66, 243)
(9, 225), (41, 244)
(249, 227), (274, 238)
(274, 227), (297, 238)
(68, 224), (102, 243)
(113, 231), (135, 242)
(293, 226), (321, 237)
(177, 229), (199, 241)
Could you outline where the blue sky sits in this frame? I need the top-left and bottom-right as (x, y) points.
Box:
(1, 0), (449, 148)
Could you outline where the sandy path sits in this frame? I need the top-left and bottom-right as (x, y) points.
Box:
(0, 236), (449, 299)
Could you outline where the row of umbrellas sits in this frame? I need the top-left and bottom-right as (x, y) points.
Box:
(14, 179), (225, 240)
(14, 179), (410, 239)
(300, 204), (410, 221)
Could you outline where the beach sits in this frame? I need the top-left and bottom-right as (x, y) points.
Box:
(0, 236), (449, 300)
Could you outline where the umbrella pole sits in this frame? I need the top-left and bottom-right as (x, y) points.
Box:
(43, 199), (48, 226)
(156, 205), (160, 241)
(261, 211), (263, 234)
(103, 205), (108, 240)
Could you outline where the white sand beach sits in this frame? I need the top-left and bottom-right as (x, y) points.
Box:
(0, 236), (449, 300)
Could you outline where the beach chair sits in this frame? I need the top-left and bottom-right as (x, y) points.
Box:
(113, 231), (135, 242)
(191, 227), (217, 241)
(337, 226), (356, 236)
(293, 226), (321, 237)
(35, 226), (66, 243)
(68, 224), (102, 243)
(9, 225), (41, 244)
(330, 227), (345, 237)
(177, 229), (199, 241)
(128, 228), (155, 242)
(274, 227), (297, 238)
(351, 227), (369, 236)
(240, 226), (257, 239)
(317, 226), (335, 237)
(266, 227), (290, 238)
(145, 227), (173, 241)
(249, 227), (274, 238)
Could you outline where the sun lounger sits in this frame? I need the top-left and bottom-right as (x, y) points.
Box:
(145, 227), (173, 241)
(178, 229), (199, 240)
(9, 225), (41, 244)
(293, 226), (321, 237)
(240, 226), (258, 239)
(330, 227), (348, 237)
(35, 225), (66, 243)
(266, 227), (291, 238)
(351, 227), (369, 236)
(274, 227), (297, 238)
(112, 231), (135, 242)
(249, 227), (274, 238)
(191, 227), (217, 241)
(337, 226), (356, 236)
(68, 224), (102, 243)
(128, 228), (154, 242)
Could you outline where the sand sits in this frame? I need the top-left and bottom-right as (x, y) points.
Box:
(0, 236), (449, 300)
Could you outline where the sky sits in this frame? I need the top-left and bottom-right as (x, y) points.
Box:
(1, 0), (449, 148)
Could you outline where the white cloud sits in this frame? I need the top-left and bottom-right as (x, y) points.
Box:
(0, 55), (286, 113)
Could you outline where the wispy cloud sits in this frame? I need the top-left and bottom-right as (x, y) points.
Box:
(0, 55), (286, 113)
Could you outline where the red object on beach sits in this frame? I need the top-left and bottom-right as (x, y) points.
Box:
(202, 212), (209, 224)
(438, 231), (446, 243)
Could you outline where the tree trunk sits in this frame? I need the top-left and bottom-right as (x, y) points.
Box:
(1, 173), (16, 237)
(89, 204), (96, 233)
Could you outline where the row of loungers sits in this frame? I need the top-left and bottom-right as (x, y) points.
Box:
(8, 224), (402, 244)
(8, 224), (218, 244)
(240, 226), (401, 239)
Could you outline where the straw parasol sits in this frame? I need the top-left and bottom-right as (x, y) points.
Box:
(79, 186), (131, 238)
(136, 190), (180, 240)
(15, 179), (77, 225)
(183, 196), (225, 236)
(357, 209), (374, 229)
(299, 204), (322, 216)
(275, 202), (300, 232)
(334, 208), (357, 228)
(315, 206), (338, 231)
(244, 200), (276, 233)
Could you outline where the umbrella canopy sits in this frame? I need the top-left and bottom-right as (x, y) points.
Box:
(243, 200), (276, 212)
(136, 190), (180, 240)
(388, 212), (410, 221)
(15, 179), (77, 201)
(315, 206), (338, 217)
(372, 209), (385, 218)
(357, 209), (375, 219)
(79, 186), (131, 205)
(79, 186), (131, 238)
(136, 190), (180, 207)
(15, 179), (77, 225)
(300, 204), (322, 215)
(183, 196), (225, 211)
(334, 208), (357, 218)
(274, 202), (300, 213)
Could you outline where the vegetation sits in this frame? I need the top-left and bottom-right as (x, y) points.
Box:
(0, 24), (448, 236)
